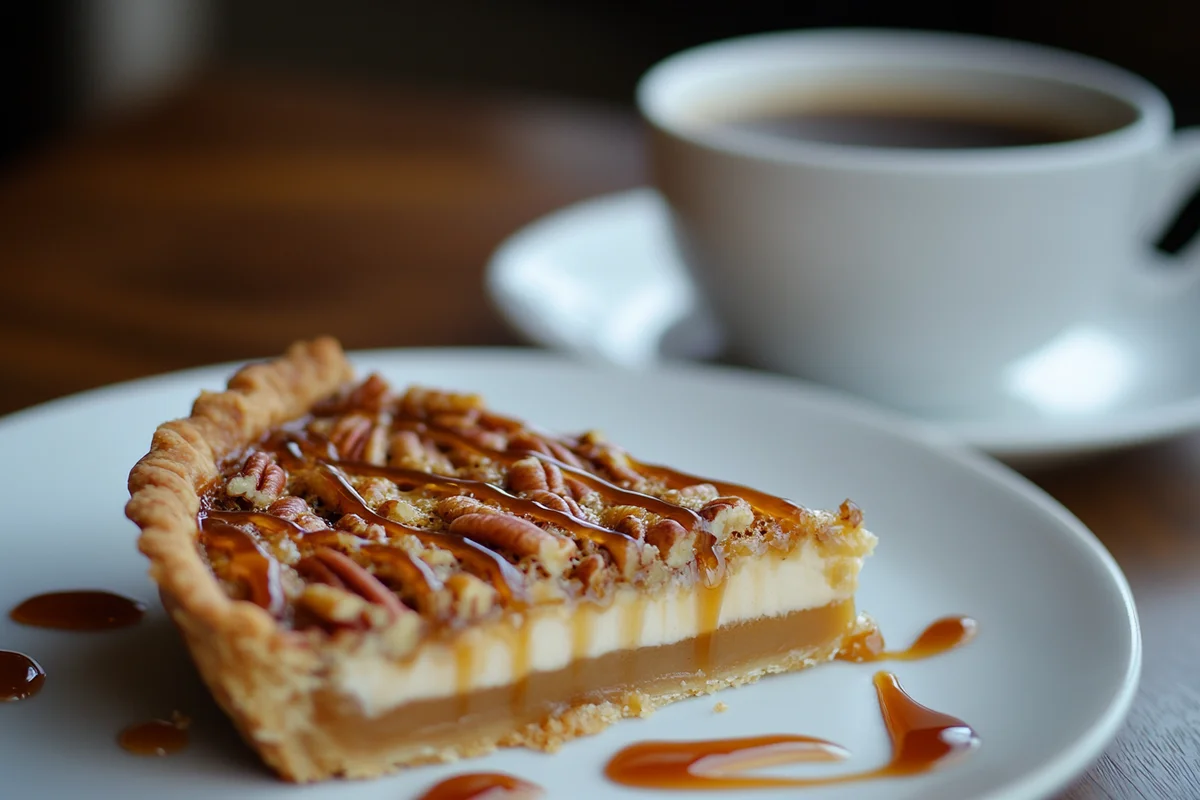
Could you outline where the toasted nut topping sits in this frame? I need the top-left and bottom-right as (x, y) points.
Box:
(267, 496), (308, 520)
(389, 429), (454, 474)
(587, 445), (642, 485)
(226, 453), (287, 508)
(527, 489), (584, 519)
(664, 483), (720, 509)
(295, 553), (345, 588)
(838, 499), (863, 528)
(509, 456), (566, 494)
(400, 387), (484, 417)
(436, 495), (502, 521)
(346, 373), (391, 412)
(508, 432), (552, 456)
(312, 548), (407, 617)
(564, 477), (594, 501)
(449, 513), (577, 577)
(335, 513), (386, 541)
(699, 496), (755, 540)
(268, 496), (329, 532)
(379, 497), (421, 525)
(572, 553), (610, 594)
(545, 439), (584, 468)
(329, 414), (375, 462)
(298, 583), (392, 631)
(645, 518), (695, 568)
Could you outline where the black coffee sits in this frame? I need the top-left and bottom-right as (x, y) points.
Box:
(730, 109), (1085, 149)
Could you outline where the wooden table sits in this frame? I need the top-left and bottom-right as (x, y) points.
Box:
(1, 75), (1195, 799)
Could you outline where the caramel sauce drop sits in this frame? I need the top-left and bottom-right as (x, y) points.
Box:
(0, 650), (46, 702)
(605, 735), (849, 789)
(838, 616), (977, 663)
(118, 717), (190, 756)
(417, 772), (544, 800)
(605, 671), (979, 790)
(10, 590), (146, 631)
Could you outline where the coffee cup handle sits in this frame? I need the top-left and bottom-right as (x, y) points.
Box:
(1136, 127), (1200, 297)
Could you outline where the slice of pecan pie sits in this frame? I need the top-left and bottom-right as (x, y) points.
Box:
(126, 338), (876, 782)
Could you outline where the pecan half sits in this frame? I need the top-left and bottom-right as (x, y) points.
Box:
(645, 518), (695, 568)
(400, 387), (484, 418)
(226, 452), (287, 508)
(583, 444), (642, 485)
(544, 438), (585, 468)
(564, 477), (594, 501)
(346, 373), (391, 413)
(266, 496), (328, 532)
(389, 429), (455, 474)
(527, 489), (584, 519)
(335, 513), (386, 542)
(509, 456), (565, 494)
(436, 495), (502, 521)
(448, 513), (577, 577)
(310, 548), (407, 617)
(460, 427), (508, 452)
(507, 432), (553, 456)
(297, 583), (389, 631)
(330, 415), (371, 461)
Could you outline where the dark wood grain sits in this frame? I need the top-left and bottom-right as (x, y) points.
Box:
(0, 73), (1194, 798)
(0, 74), (642, 412)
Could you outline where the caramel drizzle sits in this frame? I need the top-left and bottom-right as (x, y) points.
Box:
(332, 459), (640, 565)
(396, 419), (703, 529)
(838, 616), (978, 663)
(198, 518), (285, 616)
(208, 510), (442, 598)
(392, 410), (804, 520)
(313, 465), (526, 603)
(629, 458), (806, 520)
(390, 418), (724, 583)
(222, 397), (806, 606)
(207, 510), (308, 538)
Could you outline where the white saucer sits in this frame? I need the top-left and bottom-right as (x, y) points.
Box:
(0, 349), (1139, 799)
(487, 188), (1200, 466)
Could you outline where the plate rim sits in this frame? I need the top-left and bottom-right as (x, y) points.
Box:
(485, 185), (1200, 461)
(1, 346), (1142, 799)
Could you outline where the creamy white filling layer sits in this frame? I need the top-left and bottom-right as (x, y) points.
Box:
(335, 540), (864, 714)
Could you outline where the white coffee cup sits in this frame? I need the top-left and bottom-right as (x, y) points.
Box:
(637, 29), (1200, 415)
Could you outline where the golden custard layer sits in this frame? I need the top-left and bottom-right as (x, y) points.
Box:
(126, 337), (876, 781)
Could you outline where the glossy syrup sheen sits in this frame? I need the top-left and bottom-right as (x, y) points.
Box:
(204, 401), (799, 613)
(0, 651), (46, 702)
(417, 771), (543, 799)
(605, 671), (979, 789)
(10, 591), (146, 631)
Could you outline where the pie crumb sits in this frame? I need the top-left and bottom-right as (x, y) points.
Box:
(712, 701), (728, 713)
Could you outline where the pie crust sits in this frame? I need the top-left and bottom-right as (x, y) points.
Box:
(125, 337), (876, 781)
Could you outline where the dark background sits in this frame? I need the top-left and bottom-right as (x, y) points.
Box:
(5, 0), (1200, 166)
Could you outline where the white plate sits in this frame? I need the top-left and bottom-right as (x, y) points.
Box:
(486, 188), (1200, 467)
(0, 349), (1139, 799)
